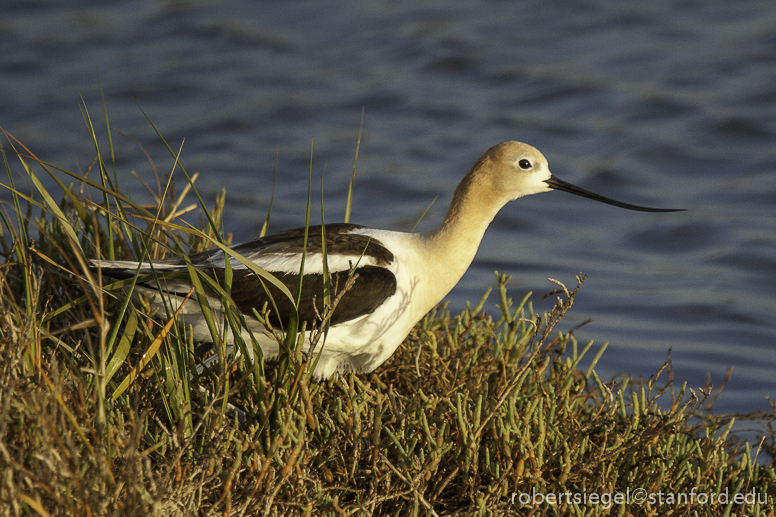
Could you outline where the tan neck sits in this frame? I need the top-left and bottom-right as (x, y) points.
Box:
(418, 157), (508, 298)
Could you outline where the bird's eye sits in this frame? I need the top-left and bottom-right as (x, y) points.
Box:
(518, 159), (532, 170)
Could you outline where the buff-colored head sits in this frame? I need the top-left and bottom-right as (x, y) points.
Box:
(474, 142), (554, 201)
(473, 141), (683, 212)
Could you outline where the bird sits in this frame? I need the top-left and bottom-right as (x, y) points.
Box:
(93, 141), (683, 379)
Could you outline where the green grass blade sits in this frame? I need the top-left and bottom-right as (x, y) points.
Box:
(308, 166), (331, 380)
(110, 287), (195, 401)
(135, 104), (223, 244)
(80, 95), (115, 260)
(1, 131), (32, 253)
(260, 147), (279, 238)
(97, 75), (118, 185)
(105, 309), (138, 384)
(344, 107), (364, 224)
(22, 156), (84, 255)
(0, 143), (34, 325)
(410, 195), (438, 233)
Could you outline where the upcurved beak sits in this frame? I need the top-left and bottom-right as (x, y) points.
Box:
(544, 175), (685, 213)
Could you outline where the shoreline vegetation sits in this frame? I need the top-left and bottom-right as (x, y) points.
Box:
(1, 104), (774, 516)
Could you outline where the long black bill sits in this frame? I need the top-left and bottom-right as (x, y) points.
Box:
(545, 175), (685, 212)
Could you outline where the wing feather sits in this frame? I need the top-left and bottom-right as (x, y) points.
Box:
(219, 265), (396, 328)
(95, 223), (398, 328)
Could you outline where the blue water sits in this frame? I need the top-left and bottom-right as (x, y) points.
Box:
(2, 0), (775, 417)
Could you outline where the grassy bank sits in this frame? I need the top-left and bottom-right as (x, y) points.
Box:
(0, 107), (774, 516)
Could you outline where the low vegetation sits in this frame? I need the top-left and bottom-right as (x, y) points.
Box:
(0, 104), (774, 516)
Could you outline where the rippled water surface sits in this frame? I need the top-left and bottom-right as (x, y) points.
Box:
(2, 0), (775, 415)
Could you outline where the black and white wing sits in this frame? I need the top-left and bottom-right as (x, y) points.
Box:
(95, 223), (398, 328)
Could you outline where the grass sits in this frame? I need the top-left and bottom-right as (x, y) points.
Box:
(0, 101), (775, 516)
